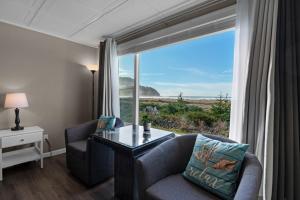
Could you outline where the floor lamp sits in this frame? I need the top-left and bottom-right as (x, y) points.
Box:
(86, 64), (98, 119)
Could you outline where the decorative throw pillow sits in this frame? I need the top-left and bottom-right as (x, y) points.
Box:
(96, 116), (116, 131)
(182, 134), (249, 200)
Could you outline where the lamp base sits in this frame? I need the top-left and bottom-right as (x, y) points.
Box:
(11, 108), (23, 131)
(11, 126), (24, 131)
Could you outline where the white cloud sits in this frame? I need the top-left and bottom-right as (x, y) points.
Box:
(167, 66), (206, 75)
(152, 82), (232, 96)
(207, 74), (232, 80)
(141, 72), (165, 77)
(222, 68), (233, 74)
(119, 66), (133, 77)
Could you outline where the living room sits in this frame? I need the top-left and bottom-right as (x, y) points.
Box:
(0, 0), (299, 200)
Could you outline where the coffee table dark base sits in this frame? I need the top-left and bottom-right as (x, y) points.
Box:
(113, 135), (174, 200)
(114, 151), (136, 199)
(92, 126), (175, 200)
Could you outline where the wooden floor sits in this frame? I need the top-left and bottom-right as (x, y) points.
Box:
(0, 154), (114, 200)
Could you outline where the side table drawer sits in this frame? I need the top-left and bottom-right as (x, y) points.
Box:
(1, 132), (42, 148)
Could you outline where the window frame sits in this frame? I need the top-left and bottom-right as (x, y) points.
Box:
(118, 9), (236, 125)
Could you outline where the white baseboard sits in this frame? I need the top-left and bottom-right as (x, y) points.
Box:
(43, 148), (66, 158)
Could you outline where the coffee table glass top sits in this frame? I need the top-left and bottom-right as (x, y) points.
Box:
(93, 125), (174, 148)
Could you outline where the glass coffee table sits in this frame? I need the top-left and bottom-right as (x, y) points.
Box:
(92, 125), (175, 200)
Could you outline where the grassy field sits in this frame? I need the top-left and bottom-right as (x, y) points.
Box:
(140, 98), (218, 110)
(120, 96), (230, 137)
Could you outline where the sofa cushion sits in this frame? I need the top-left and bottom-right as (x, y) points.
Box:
(182, 134), (249, 200)
(146, 174), (220, 200)
(68, 140), (87, 160)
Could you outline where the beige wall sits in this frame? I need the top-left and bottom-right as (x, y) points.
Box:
(0, 22), (98, 150)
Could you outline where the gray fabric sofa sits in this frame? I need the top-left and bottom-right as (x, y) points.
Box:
(136, 134), (262, 200)
(65, 118), (123, 186)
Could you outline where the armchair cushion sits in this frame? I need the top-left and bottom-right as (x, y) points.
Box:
(146, 174), (221, 200)
(183, 134), (249, 200)
(67, 140), (87, 160)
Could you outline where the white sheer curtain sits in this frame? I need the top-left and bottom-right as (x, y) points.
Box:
(101, 38), (120, 117)
(229, 0), (255, 142)
(229, 0), (278, 199)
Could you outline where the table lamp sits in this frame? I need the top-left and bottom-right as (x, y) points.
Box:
(4, 93), (29, 131)
(86, 64), (98, 119)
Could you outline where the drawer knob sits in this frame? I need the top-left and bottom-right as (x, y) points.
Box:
(20, 139), (24, 142)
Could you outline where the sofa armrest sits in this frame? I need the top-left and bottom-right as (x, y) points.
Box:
(234, 153), (263, 200)
(136, 134), (197, 199)
(65, 120), (97, 145)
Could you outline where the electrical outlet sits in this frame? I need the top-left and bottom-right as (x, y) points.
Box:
(43, 134), (49, 141)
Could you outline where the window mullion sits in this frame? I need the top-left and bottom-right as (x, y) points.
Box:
(133, 53), (140, 126)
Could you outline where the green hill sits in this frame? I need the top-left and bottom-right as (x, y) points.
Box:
(119, 77), (160, 96)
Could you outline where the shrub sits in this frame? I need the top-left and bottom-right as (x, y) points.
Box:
(187, 111), (216, 127)
(211, 120), (229, 138)
(160, 101), (190, 115)
(120, 98), (133, 123)
(150, 114), (183, 129)
(137, 96), (230, 137)
(187, 105), (204, 112)
(210, 96), (231, 123)
(140, 102), (161, 111)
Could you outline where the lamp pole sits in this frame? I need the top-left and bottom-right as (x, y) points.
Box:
(91, 70), (96, 119)
(86, 64), (98, 119)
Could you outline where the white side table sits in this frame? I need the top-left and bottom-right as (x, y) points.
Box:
(0, 126), (44, 181)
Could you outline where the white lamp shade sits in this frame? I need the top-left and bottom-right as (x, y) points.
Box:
(4, 93), (29, 108)
(86, 64), (98, 71)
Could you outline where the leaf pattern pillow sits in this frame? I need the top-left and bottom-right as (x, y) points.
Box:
(97, 116), (116, 131)
(182, 134), (249, 200)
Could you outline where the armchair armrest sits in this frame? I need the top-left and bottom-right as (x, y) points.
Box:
(65, 120), (97, 145)
(136, 134), (197, 199)
(234, 153), (263, 200)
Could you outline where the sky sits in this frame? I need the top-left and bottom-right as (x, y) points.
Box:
(119, 30), (235, 97)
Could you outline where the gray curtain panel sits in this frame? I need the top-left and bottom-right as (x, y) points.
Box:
(98, 41), (105, 118)
(98, 38), (120, 117)
(242, 0), (278, 155)
(272, 0), (300, 199)
(234, 0), (278, 199)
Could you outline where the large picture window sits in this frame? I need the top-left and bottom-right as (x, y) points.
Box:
(119, 30), (235, 137)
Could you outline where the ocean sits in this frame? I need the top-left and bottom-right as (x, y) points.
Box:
(138, 96), (231, 100)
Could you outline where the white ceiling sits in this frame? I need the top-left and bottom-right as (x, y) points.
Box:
(0, 0), (208, 47)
